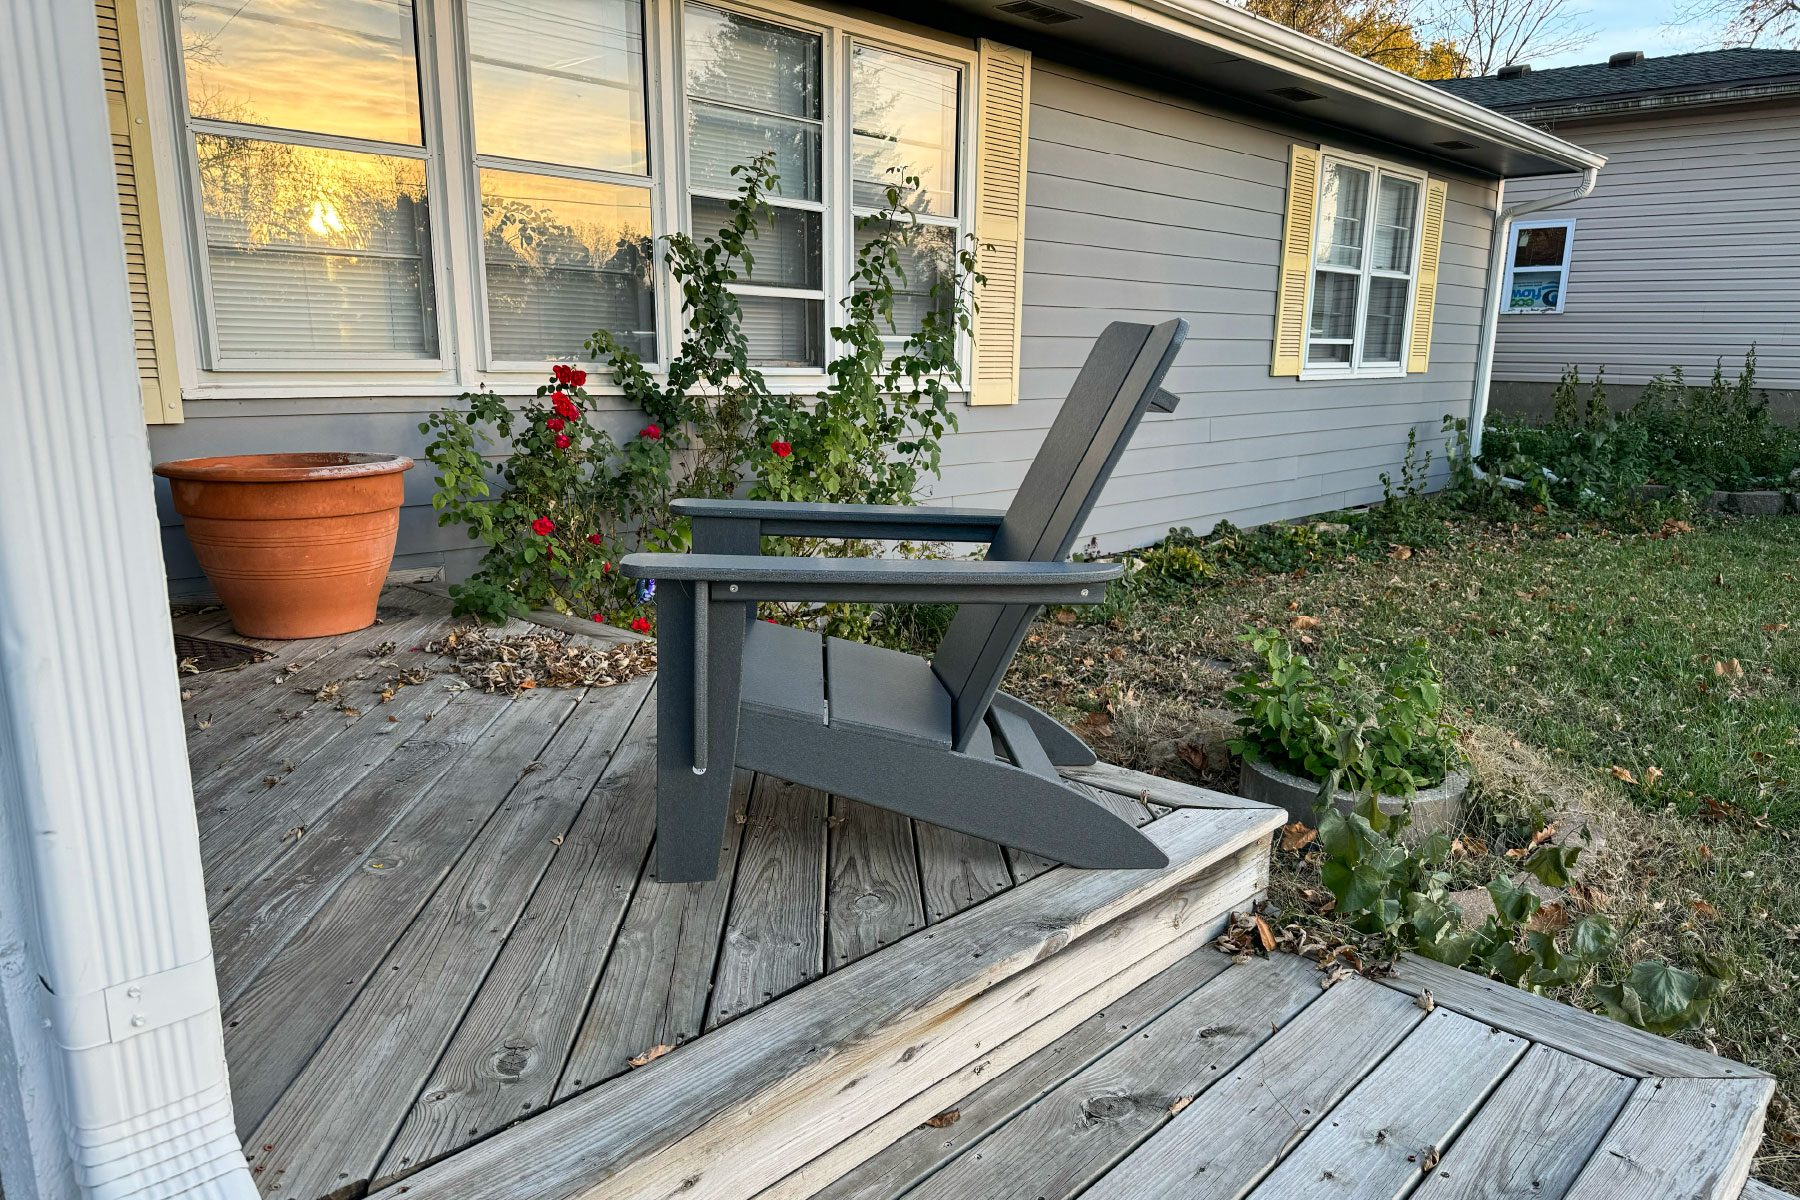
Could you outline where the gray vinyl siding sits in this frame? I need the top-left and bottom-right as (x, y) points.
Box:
(149, 57), (1500, 591)
(927, 62), (1498, 552)
(1491, 100), (1800, 390)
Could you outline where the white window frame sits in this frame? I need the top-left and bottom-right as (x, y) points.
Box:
(1502, 217), (1576, 316)
(673, 0), (976, 379)
(164, 0), (455, 375)
(151, 0), (974, 396)
(1299, 147), (1427, 382)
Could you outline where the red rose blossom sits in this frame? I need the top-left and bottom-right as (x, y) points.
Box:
(603, 561), (613, 573)
(552, 364), (573, 385)
(630, 616), (652, 634)
(552, 392), (580, 421)
(531, 516), (555, 536)
(587, 533), (603, 545)
(592, 613), (606, 623)
(555, 434), (572, 449)
(545, 416), (565, 432)
(640, 423), (662, 440)
(770, 440), (792, 458)
(570, 368), (587, 386)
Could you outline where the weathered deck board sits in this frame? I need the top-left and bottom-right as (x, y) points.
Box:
(906, 949), (1319, 1200)
(827, 798), (924, 969)
(242, 681), (655, 1199)
(1081, 977), (1426, 1200)
(1412, 1043), (1634, 1200)
(914, 821), (1016, 921)
(1244, 1009), (1527, 1199)
(706, 775), (830, 1030)
(1060, 760), (1265, 809)
(809, 947), (1238, 1200)
(1561, 1076), (1774, 1200)
(554, 772), (751, 1101)
(373, 692), (662, 1185)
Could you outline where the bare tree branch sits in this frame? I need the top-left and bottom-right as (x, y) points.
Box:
(1426, 0), (1595, 72)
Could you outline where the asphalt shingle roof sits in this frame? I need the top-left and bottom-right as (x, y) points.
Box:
(1434, 49), (1800, 112)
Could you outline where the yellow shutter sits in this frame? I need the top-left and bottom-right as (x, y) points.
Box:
(969, 40), (1030, 407)
(1406, 179), (1448, 374)
(1270, 145), (1321, 378)
(97, 0), (182, 424)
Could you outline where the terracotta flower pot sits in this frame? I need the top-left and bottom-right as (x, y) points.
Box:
(154, 452), (413, 639)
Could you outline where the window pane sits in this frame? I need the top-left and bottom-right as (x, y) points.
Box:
(854, 221), (954, 338)
(1514, 226), (1569, 268)
(1315, 164), (1369, 270)
(736, 294), (823, 366)
(181, 0), (421, 145)
(692, 198), (820, 288)
(685, 5), (820, 119)
(1508, 268), (1563, 312)
(1371, 176), (1419, 273)
(197, 135), (434, 358)
(1306, 270), (1357, 364)
(688, 103), (822, 199)
(467, 0), (648, 174)
(852, 46), (959, 216)
(480, 168), (655, 361)
(1363, 276), (1408, 363)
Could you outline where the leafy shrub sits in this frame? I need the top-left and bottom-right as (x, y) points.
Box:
(1309, 792), (1729, 1033)
(423, 155), (980, 630)
(1225, 630), (1459, 798)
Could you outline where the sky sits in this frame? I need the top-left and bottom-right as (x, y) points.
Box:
(1530, 0), (1727, 67)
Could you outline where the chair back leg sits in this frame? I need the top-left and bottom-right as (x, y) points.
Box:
(654, 579), (748, 882)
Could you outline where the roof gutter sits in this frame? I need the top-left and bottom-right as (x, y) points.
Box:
(1496, 79), (1800, 125)
(1087, 0), (1606, 174)
(1468, 165), (1600, 459)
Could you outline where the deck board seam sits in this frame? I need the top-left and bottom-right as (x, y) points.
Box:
(701, 773), (762, 1033)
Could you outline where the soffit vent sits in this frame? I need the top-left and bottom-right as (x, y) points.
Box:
(1497, 63), (1531, 79)
(1435, 139), (1476, 149)
(996, 0), (1079, 24)
(1269, 85), (1324, 102)
(1609, 50), (1645, 68)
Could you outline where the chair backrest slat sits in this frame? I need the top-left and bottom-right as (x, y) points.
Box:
(932, 318), (1187, 750)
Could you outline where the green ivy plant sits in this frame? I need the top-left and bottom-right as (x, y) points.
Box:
(1310, 782), (1729, 1034)
(421, 153), (981, 631)
(1226, 630), (1459, 798)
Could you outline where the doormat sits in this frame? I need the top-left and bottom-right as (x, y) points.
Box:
(175, 632), (272, 674)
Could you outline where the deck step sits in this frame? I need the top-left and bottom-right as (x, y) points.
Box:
(1743, 1181), (1800, 1200)
(367, 803), (1283, 1200)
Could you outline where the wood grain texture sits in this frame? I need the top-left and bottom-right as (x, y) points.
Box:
(374, 692), (662, 1186)
(243, 680), (655, 1200)
(1561, 1076), (1776, 1200)
(1412, 1043), (1634, 1200)
(1244, 1008), (1527, 1199)
(806, 948), (1238, 1200)
(365, 807), (1280, 1200)
(1060, 760), (1266, 810)
(1741, 1181), (1800, 1200)
(706, 774), (829, 1030)
(827, 798), (924, 969)
(1377, 954), (1769, 1080)
(1082, 976), (1426, 1200)
(915, 821), (1013, 921)
(554, 771), (752, 1102)
(908, 949), (1321, 1200)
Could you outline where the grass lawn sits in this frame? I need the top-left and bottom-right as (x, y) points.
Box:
(1006, 513), (1800, 1186)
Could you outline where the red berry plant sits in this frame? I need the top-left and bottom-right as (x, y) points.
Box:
(423, 150), (981, 639)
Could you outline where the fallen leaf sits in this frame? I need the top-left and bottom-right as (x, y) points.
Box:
(1167, 1096), (1194, 1116)
(1415, 989), (1435, 1013)
(1175, 741), (1209, 775)
(1609, 765), (1638, 785)
(1253, 915), (1277, 952)
(1692, 899), (1720, 919)
(1643, 765), (1664, 787)
(1280, 822), (1318, 852)
(1420, 1146), (1441, 1172)
(626, 1044), (672, 1069)
(1291, 613), (1321, 630)
(1388, 545), (1413, 561)
(550, 833), (564, 846)
(923, 1109), (961, 1129)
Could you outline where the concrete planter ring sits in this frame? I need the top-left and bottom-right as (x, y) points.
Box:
(155, 452), (413, 639)
(1238, 755), (1469, 837)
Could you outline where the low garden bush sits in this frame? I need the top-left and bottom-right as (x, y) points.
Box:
(421, 154), (979, 636)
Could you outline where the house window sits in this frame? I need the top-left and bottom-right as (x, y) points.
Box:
(177, 0), (440, 364)
(467, 0), (657, 363)
(1305, 156), (1423, 374)
(1504, 219), (1575, 315)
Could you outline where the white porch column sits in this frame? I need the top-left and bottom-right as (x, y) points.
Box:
(0, 3), (258, 1198)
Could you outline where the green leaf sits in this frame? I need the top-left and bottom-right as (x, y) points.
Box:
(1522, 844), (1582, 888)
(1568, 915), (1620, 961)
(1487, 876), (1541, 926)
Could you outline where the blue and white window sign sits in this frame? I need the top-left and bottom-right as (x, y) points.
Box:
(1503, 218), (1576, 315)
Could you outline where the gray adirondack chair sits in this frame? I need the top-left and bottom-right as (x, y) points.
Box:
(621, 318), (1187, 882)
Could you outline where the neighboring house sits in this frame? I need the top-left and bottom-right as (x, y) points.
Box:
(95, 0), (1601, 594)
(1438, 50), (1800, 420)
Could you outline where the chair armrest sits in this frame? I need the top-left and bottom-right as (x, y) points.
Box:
(620, 553), (1121, 605)
(671, 498), (1007, 542)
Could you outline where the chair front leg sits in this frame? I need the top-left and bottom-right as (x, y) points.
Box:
(653, 579), (748, 882)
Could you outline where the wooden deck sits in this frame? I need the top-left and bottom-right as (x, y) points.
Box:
(177, 584), (1777, 1200)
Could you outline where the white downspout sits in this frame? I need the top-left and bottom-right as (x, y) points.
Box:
(1469, 166), (1599, 459)
(0, 2), (257, 1198)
